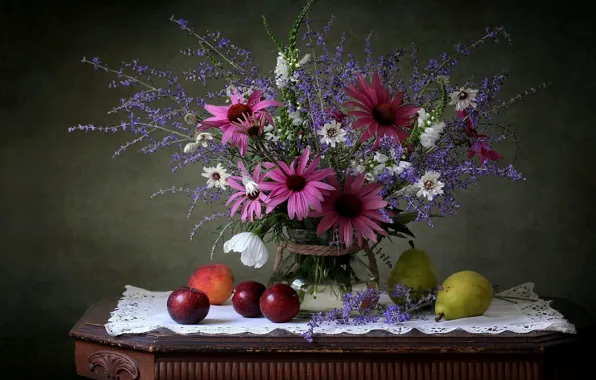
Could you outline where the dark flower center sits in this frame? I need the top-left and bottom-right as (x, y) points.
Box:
(247, 191), (260, 201)
(372, 104), (395, 126)
(326, 128), (338, 137)
(458, 91), (468, 100)
(212, 173), (221, 181)
(286, 175), (306, 191)
(247, 122), (261, 137)
(335, 193), (362, 218)
(227, 104), (252, 123)
(423, 180), (435, 190)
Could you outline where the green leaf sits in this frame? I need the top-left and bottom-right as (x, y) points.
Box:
(393, 212), (418, 225)
(288, 0), (316, 54)
(389, 223), (415, 238)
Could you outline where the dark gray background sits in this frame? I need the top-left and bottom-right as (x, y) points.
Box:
(1, 0), (595, 377)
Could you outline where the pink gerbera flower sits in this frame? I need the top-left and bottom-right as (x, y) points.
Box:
(226, 161), (268, 222)
(310, 173), (388, 248)
(222, 113), (268, 156)
(344, 72), (419, 147)
(202, 89), (281, 131)
(261, 147), (335, 220)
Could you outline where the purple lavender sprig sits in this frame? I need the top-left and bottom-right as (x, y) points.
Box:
(302, 284), (439, 343)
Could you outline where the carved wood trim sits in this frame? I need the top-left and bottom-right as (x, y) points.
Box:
(88, 350), (139, 379)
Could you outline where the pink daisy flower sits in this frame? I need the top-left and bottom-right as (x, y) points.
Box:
(261, 147), (335, 220)
(202, 89), (281, 131)
(226, 161), (268, 222)
(344, 72), (419, 147)
(310, 173), (388, 248)
(223, 113), (268, 156)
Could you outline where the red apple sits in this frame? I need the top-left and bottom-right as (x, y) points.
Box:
(166, 287), (210, 324)
(232, 281), (267, 318)
(259, 283), (300, 323)
(188, 263), (234, 305)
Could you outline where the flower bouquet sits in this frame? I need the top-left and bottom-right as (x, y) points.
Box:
(71, 0), (546, 313)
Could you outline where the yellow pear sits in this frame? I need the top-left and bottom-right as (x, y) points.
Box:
(434, 270), (493, 321)
(387, 241), (439, 305)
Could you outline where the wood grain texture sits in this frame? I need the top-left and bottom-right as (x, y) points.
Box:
(153, 356), (543, 380)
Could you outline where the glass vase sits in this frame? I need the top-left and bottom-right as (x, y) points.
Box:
(268, 228), (378, 315)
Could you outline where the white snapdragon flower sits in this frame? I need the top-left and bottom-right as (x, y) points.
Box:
(201, 163), (230, 190)
(449, 87), (479, 111)
(289, 110), (305, 126)
(419, 121), (446, 148)
(297, 53), (311, 66)
(317, 120), (347, 148)
(274, 53), (290, 89)
(374, 152), (389, 164)
(183, 142), (199, 154)
(416, 170), (445, 201)
(264, 124), (280, 142)
(390, 160), (412, 175)
(195, 132), (213, 148)
(183, 112), (197, 125)
(417, 108), (430, 127)
(223, 232), (269, 268)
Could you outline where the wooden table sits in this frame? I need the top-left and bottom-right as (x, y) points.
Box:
(69, 297), (594, 380)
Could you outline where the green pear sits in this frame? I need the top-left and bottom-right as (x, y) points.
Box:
(387, 241), (439, 305)
(434, 270), (493, 321)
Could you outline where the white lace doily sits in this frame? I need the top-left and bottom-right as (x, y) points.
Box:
(105, 282), (576, 337)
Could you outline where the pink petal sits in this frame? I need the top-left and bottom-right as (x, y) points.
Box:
(230, 90), (241, 104)
(204, 104), (230, 117)
(350, 173), (365, 191)
(306, 167), (334, 182)
(277, 161), (292, 176)
(246, 90), (263, 106)
(227, 178), (245, 192)
(362, 200), (388, 210)
(263, 162), (276, 170)
(352, 217), (377, 242)
(344, 101), (372, 111)
(352, 117), (375, 129)
(390, 92), (404, 107)
(252, 99), (283, 112)
(308, 181), (336, 191)
(317, 214), (339, 235)
(340, 219), (353, 248)
(230, 196), (246, 217)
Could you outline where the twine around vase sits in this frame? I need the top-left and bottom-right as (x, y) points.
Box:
(273, 241), (380, 283)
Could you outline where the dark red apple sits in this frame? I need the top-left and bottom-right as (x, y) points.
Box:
(232, 281), (267, 318)
(167, 287), (210, 324)
(259, 283), (300, 323)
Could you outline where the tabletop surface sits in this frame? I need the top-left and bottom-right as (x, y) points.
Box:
(68, 297), (594, 354)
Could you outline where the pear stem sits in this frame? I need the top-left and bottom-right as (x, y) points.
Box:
(434, 313), (444, 322)
(408, 240), (415, 249)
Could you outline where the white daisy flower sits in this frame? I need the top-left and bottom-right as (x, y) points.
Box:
(317, 120), (347, 148)
(449, 87), (479, 111)
(224, 232), (269, 268)
(274, 53), (290, 89)
(416, 170), (445, 201)
(195, 132), (213, 148)
(201, 163), (230, 190)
